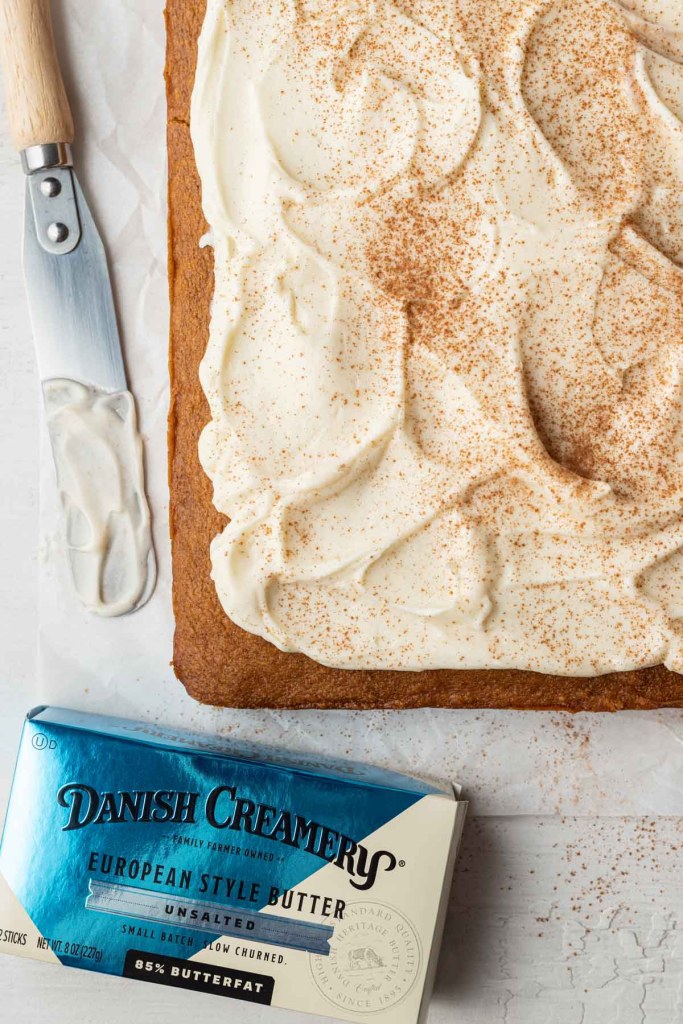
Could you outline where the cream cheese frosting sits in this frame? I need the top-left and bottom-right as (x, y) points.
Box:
(44, 380), (155, 616)
(191, 0), (683, 675)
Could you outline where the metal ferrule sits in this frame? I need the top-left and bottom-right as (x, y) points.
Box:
(20, 142), (73, 175)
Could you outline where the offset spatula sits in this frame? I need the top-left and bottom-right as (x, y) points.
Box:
(0, 0), (156, 616)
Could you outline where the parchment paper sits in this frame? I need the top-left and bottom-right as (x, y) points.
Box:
(36, 0), (683, 818)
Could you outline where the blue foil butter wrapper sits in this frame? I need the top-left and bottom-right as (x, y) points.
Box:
(0, 707), (466, 1023)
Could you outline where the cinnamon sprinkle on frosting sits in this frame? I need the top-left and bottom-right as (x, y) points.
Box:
(191, 0), (683, 676)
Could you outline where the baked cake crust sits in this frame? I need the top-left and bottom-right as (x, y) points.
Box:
(166, 0), (683, 710)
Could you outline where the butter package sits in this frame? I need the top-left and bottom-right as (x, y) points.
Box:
(0, 707), (466, 1023)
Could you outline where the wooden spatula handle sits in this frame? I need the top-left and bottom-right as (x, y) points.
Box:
(0, 0), (74, 152)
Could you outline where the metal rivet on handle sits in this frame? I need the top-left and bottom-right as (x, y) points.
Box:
(47, 222), (69, 244)
(27, 167), (81, 256)
(40, 177), (62, 198)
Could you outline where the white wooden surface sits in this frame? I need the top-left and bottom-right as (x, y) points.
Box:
(1, 3), (683, 1023)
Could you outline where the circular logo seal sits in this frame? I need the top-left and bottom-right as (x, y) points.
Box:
(309, 901), (421, 1015)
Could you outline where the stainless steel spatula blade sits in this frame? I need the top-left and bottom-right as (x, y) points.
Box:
(23, 166), (126, 392)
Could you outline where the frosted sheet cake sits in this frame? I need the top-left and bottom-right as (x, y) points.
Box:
(167, 0), (683, 708)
